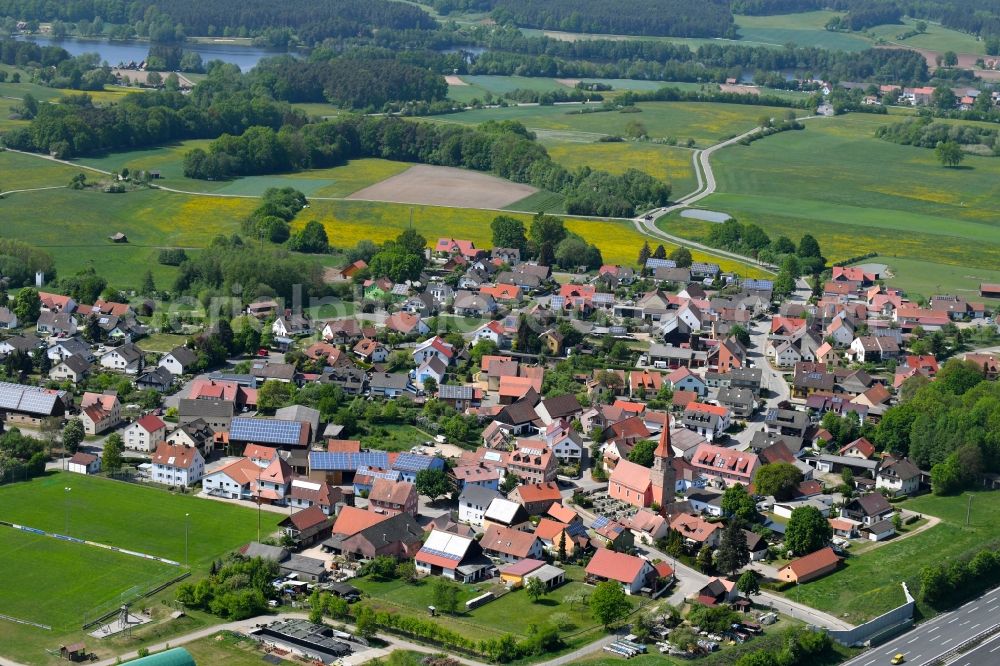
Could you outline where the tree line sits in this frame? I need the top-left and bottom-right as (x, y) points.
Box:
(251, 56), (447, 110)
(488, 0), (735, 38)
(873, 359), (1000, 495)
(183, 116), (671, 217)
(877, 117), (1000, 155)
(0, 0), (437, 45)
(2, 63), (303, 158)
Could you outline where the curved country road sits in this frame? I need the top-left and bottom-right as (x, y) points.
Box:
(631, 116), (823, 275)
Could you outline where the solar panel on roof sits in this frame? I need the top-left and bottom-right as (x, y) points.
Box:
(645, 258), (677, 269)
(592, 515), (611, 529)
(230, 418), (303, 446)
(310, 451), (389, 471)
(420, 547), (461, 561)
(394, 453), (437, 472)
(741, 279), (774, 290)
(17, 391), (57, 414)
(0, 384), (22, 410)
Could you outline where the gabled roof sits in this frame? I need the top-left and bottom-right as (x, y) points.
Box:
(135, 413), (166, 434)
(481, 524), (540, 558)
(207, 457), (260, 486)
(609, 458), (651, 493)
(369, 478), (415, 506)
(512, 481), (561, 504)
(332, 506), (392, 536)
(585, 548), (649, 584)
(779, 546), (839, 579)
(152, 442), (201, 470)
(282, 505), (332, 531)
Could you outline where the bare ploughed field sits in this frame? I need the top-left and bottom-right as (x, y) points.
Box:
(346, 164), (538, 208)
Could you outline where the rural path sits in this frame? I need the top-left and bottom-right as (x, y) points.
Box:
(0, 185), (66, 198)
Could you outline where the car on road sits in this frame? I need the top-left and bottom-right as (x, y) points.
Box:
(890, 654), (905, 664)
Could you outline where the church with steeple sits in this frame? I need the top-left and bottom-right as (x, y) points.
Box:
(650, 419), (675, 511)
(607, 414), (678, 513)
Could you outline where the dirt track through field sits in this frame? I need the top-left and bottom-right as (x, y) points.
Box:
(346, 164), (538, 208)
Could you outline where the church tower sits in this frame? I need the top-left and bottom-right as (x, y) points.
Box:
(651, 415), (676, 513)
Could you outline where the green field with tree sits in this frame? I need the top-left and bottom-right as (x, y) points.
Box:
(783, 490), (1000, 624)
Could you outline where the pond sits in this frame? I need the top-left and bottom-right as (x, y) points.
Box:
(16, 35), (286, 71)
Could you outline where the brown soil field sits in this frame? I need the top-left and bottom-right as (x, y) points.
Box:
(445, 75), (468, 86)
(346, 164), (538, 208)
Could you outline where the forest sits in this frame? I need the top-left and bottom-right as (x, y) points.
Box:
(182, 116), (671, 217)
(0, 0), (437, 44)
(251, 56), (447, 109)
(488, 0), (735, 38)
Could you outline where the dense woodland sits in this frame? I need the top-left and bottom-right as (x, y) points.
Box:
(182, 117), (671, 217)
(0, 0), (436, 44)
(251, 56), (447, 109)
(489, 0), (735, 38)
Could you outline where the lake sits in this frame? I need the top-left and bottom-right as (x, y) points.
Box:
(16, 35), (285, 71)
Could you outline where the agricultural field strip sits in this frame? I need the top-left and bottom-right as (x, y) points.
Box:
(3, 136), (770, 275)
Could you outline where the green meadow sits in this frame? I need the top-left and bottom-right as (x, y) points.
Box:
(661, 112), (1000, 295)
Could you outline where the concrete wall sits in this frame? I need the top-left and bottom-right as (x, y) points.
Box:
(829, 583), (915, 646)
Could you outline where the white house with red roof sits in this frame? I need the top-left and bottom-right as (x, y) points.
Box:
(79, 391), (122, 435)
(585, 548), (656, 594)
(666, 367), (707, 397)
(123, 413), (167, 452)
(253, 457), (294, 504)
(472, 319), (509, 348)
(412, 336), (455, 366)
(151, 442), (204, 486)
(38, 291), (77, 313)
(435, 238), (481, 260)
(681, 402), (731, 441)
(202, 457), (260, 499)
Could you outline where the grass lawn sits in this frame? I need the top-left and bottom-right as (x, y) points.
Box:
(135, 333), (190, 353)
(0, 472), (283, 567)
(734, 11), (872, 51)
(867, 18), (986, 54)
(1, 150), (85, 190)
(75, 143), (412, 198)
(355, 564), (637, 641)
(782, 490), (1000, 624)
(864, 256), (1000, 303)
(427, 101), (790, 147)
(661, 112), (1000, 291)
(361, 423), (434, 452)
(0, 528), (175, 630)
(155, 630), (269, 665)
(448, 75), (573, 104)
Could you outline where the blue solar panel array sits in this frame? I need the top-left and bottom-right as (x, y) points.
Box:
(740, 278), (774, 291)
(310, 451), (389, 471)
(592, 515), (611, 530)
(645, 258), (677, 269)
(230, 418), (304, 446)
(420, 547), (461, 561)
(394, 453), (443, 473)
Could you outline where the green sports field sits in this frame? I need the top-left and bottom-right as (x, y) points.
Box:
(0, 528), (174, 630)
(0, 472), (283, 664)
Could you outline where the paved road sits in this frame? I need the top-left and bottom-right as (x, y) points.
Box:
(948, 632), (1000, 666)
(841, 587), (1000, 666)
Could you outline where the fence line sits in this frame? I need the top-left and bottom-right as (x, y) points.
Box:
(0, 613), (51, 630)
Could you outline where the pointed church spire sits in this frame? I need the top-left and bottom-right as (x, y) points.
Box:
(654, 414), (672, 459)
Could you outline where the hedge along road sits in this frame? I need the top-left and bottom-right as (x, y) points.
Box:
(631, 115), (825, 276)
